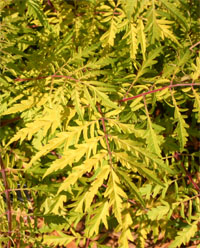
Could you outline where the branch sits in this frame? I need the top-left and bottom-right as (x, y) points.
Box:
(174, 152), (200, 193)
(119, 83), (200, 103)
(47, 0), (57, 12)
(14, 74), (80, 83)
(189, 40), (200, 50)
(0, 154), (12, 248)
(0, 116), (21, 128)
(180, 162), (200, 193)
(97, 103), (113, 166)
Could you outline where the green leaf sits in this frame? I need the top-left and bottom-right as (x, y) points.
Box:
(123, 0), (137, 20)
(147, 204), (170, 220)
(117, 169), (145, 207)
(174, 104), (189, 151)
(26, 0), (49, 28)
(138, 19), (146, 60)
(104, 170), (127, 224)
(169, 222), (198, 248)
(57, 151), (107, 194)
(94, 87), (118, 109)
(43, 231), (75, 246)
(160, 0), (188, 31)
(144, 115), (162, 156)
(85, 201), (109, 237)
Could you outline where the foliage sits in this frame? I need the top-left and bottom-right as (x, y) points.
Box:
(0, 0), (200, 247)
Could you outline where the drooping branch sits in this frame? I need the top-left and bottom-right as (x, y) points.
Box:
(0, 154), (12, 248)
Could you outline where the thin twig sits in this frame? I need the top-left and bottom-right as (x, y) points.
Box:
(119, 83), (200, 103)
(85, 238), (90, 248)
(14, 74), (80, 83)
(189, 41), (200, 50)
(180, 162), (200, 193)
(47, 0), (57, 12)
(0, 154), (12, 248)
(97, 103), (113, 166)
(174, 152), (200, 193)
(0, 116), (21, 128)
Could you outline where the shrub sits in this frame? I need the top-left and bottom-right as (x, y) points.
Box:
(0, 0), (200, 247)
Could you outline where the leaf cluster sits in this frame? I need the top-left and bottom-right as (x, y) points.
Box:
(0, 0), (200, 247)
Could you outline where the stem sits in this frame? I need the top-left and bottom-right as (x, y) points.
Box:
(0, 116), (21, 127)
(174, 152), (200, 193)
(189, 40), (200, 50)
(15, 74), (80, 83)
(85, 238), (90, 248)
(47, 0), (56, 12)
(0, 154), (12, 248)
(119, 83), (200, 103)
(180, 162), (200, 193)
(97, 103), (113, 166)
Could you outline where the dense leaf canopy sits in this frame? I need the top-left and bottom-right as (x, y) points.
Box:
(0, 0), (200, 247)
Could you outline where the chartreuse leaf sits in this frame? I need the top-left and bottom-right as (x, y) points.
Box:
(172, 98), (189, 151)
(146, 3), (161, 43)
(72, 87), (84, 121)
(26, 0), (49, 28)
(117, 168), (145, 207)
(114, 152), (164, 186)
(169, 221), (198, 248)
(57, 151), (107, 194)
(137, 47), (163, 78)
(138, 19), (146, 60)
(192, 88), (200, 123)
(93, 87), (118, 109)
(100, 2), (118, 47)
(27, 132), (69, 168)
(84, 165), (110, 211)
(130, 96), (144, 111)
(85, 201), (109, 237)
(84, 86), (97, 112)
(43, 231), (75, 246)
(122, 0), (137, 20)
(43, 137), (102, 178)
(191, 56), (200, 81)
(27, 121), (100, 168)
(74, 164), (110, 212)
(2, 96), (35, 115)
(104, 169), (127, 224)
(118, 204), (133, 248)
(112, 137), (173, 174)
(161, 21), (180, 45)
(160, 0), (188, 31)
(45, 195), (67, 216)
(144, 103), (162, 156)
(6, 106), (62, 147)
(147, 203), (170, 220)
(129, 23), (138, 59)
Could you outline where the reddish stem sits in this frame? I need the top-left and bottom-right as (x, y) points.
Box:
(180, 162), (200, 193)
(47, 0), (57, 12)
(174, 152), (200, 193)
(97, 103), (112, 166)
(119, 83), (200, 103)
(85, 238), (90, 248)
(0, 116), (21, 127)
(0, 155), (12, 248)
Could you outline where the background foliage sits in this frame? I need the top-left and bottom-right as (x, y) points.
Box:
(0, 0), (200, 247)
